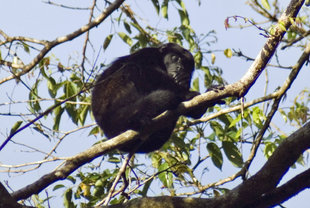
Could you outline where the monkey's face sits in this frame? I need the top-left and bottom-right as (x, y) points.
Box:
(164, 52), (194, 89)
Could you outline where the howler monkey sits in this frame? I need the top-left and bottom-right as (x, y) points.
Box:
(92, 43), (208, 153)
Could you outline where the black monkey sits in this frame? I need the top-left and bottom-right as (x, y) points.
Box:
(91, 43), (206, 153)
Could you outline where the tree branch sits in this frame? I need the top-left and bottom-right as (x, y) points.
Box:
(252, 168), (310, 207)
(11, 130), (140, 200)
(0, 182), (35, 208)
(219, 121), (310, 208)
(0, 0), (125, 85)
(103, 121), (310, 208)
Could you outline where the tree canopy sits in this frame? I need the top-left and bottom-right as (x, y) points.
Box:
(0, 0), (310, 207)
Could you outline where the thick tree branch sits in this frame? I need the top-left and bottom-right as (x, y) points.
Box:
(219, 121), (310, 208)
(253, 168), (310, 207)
(182, 0), (303, 112)
(11, 130), (140, 200)
(102, 121), (310, 208)
(0, 182), (35, 208)
(179, 35), (309, 195)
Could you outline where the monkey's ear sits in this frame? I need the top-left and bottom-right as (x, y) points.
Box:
(158, 43), (175, 53)
(158, 43), (168, 53)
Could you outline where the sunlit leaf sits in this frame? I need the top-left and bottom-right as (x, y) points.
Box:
(118, 32), (132, 46)
(178, 9), (190, 26)
(88, 126), (100, 136)
(192, 77), (199, 92)
(103, 34), (113, 50)
(108, 157), (121, 163)
(278, 21), (287, 32)
(229, 114), (241, 128)
(10, 121), (23, 135)
(158, 162), (173, 188)
(194, 51), (202, 67)
(211, 53), (216, 64)
(224, 48), (232, 58)
(261, 0), (271, 10)
(264, 142), (277, 158)
(161, 0), (169, 19)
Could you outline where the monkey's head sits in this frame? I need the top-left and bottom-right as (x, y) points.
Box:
(159, 43), (195, 89)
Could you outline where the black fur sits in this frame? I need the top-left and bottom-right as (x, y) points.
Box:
(91, 43), (205, 153)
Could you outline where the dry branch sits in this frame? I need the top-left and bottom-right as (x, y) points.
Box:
(0, 0), (125, 85)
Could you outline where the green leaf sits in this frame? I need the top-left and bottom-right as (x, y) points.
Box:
(140, 178), (153, 197)
(123, 21), (132, 34)
(33, 124), (50, 139)
(53, 105), (64, 131)
(103, 34), (113, 50)
(264, 142), (277, 159)
(64, 81), (77, 98)
(207, 142), (223, 170)
(22, 42), (30, 53)
(261, 0), (271, 10)
(192, 77), (199, 92)
(218, 113), (234, 127)
(269, 25), (276, 36)
(63, 81), (78, 124)
(252, 106), (264, 128)
(28, 80), (41, 113)
(210, 121), (224, 137)
(194, 51), (202, 67)
(161, 0), (169, 19)
(211, 53), (216, 64)
(53, 184), (65, 191)
(47, 77), (57, 98)
(66, 103), (78, 124)
(150, 0), (160, 14)
(224, 48), (232, 58)
(79, 104), (89, 126)
(10, 121), (23, 135)
(158, 163), (173, 188)
(108, 157), (121, 163)
(178, 9), (190, 26)
(66, 176), (76, 184)
(118, 32), (132, 46)
(222, 141), (243, 167)
(278, 21), (287, 32)
(63, 188), (76, 208)
(88, 126), (100, 136)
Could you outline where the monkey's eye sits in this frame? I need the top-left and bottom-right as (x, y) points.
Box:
(171, 55), (180, 62)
